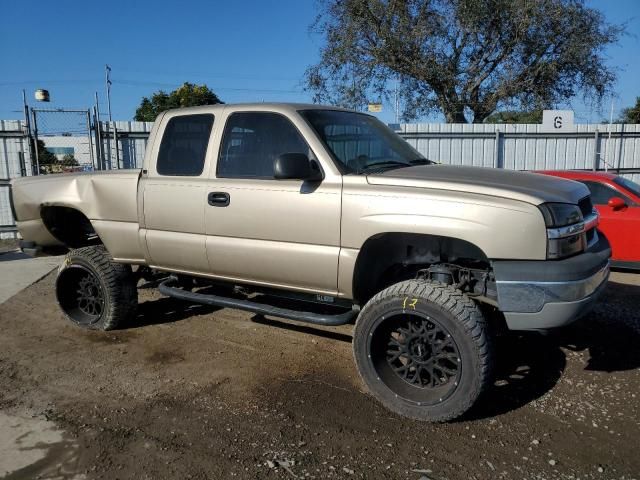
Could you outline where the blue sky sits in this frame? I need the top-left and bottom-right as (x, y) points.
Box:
(0, 0), (638, 124)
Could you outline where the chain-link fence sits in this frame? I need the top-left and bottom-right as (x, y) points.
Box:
(99, 121), (152, 170)
(32, 109), (95, 173)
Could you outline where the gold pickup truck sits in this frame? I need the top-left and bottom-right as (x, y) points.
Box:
(10, 103), (610, 421)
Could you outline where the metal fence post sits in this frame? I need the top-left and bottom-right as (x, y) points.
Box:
(104, 122), (111, 169)
(22, 90), (36, 177)
(30, 108), (40, 175)
(94, 93), (104, 170)
(592, 129), (600, 171)
(113, 123), (120, 169)
(86, 110), (95, 170)
(93, 107), (102, 170)
(616, 124), (625, 172)
(18, 152), (26, 177)
(494, 129), (503, 168)
(3, 139), (10, 178)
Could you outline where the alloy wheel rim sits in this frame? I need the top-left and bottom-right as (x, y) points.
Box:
(76, 273), (104, 319)
(369, 311), (462, 406)
(56, 264), (105, 326)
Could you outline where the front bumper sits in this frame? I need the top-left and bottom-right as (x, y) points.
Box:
(493, 233), (611, 331)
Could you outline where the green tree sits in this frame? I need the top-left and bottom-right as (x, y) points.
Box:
(619, 97), (640, 123)
(305, 0), (623, 123)
(134, 82), (224, 121)
(36, 140), (59, 165)
(61, 153), (79, 166)
(484, 110), (543, 124)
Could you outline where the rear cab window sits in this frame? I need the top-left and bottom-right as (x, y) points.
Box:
(157, 114), (215, 176)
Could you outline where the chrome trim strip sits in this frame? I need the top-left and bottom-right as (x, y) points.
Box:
(583, 211), (599, 231)
(496, 261), (610, 313)
(547, 222), (584, 239)
(546, 212), (599, 240)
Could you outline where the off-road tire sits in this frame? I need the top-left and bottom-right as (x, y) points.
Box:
(353, 280), (493, 422)
(56, 245), (138, 330)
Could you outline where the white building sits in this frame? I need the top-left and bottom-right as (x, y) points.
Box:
(40, 135), (94, 167)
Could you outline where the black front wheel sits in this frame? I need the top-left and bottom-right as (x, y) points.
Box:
(353, 280), (493, 422)
(56, 246), (138, 330)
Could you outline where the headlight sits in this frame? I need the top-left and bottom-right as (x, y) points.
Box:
(538, 203), (582, 227)
(538, 203), (586, 259)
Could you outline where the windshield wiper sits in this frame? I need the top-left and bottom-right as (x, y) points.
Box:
(355, 158), (434, 174)
(409, 158), (434, 165)
(359, 160), (411, 173)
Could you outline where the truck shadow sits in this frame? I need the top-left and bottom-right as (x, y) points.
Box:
(468, 279), (640, 420)
(250, 314), (353, 343)
(466, 332), (566, 420)
(130, 297), (222, 329)
(0, 251), (31, 262)
(555, 280), (640, 373)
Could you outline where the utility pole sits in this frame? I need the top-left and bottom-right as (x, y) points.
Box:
(105, 64), (112, 122)
(22, 90), (37, 175)
(104, 66), (114, 169)
(95, 92), (104, 170)
(22, 89), (29, 127)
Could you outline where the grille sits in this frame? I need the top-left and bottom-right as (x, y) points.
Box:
(578, 196), (594, 218)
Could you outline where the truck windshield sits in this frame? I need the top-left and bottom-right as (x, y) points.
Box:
(300, 109), (432, 174)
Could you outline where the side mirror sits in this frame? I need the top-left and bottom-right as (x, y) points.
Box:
(608, 196), (627, 211)
(274, 153), (322, 181)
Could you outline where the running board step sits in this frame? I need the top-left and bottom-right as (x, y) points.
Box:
(158, 277), (359, 327)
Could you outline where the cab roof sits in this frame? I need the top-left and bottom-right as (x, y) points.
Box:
(159, 102), (355, 116)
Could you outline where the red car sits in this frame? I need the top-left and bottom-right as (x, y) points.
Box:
(538, 170), (640, 269)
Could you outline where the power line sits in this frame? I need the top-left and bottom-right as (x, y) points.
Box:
(0, 79), (101, 86)
(113, 65), (300, 83)
(112, 78), (305, 94)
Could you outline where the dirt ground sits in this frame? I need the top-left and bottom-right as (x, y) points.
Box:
(0, 271), (638, 480)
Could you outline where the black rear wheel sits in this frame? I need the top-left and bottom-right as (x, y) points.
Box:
(353, 280), (493, 422)
(58, 264), (106, 326)
(56, 246), (137, 330)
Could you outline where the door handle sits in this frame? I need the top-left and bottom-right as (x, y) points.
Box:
(208, 192), (230, 207)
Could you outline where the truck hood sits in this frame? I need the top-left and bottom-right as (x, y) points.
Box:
(366, 165), (589, 205)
